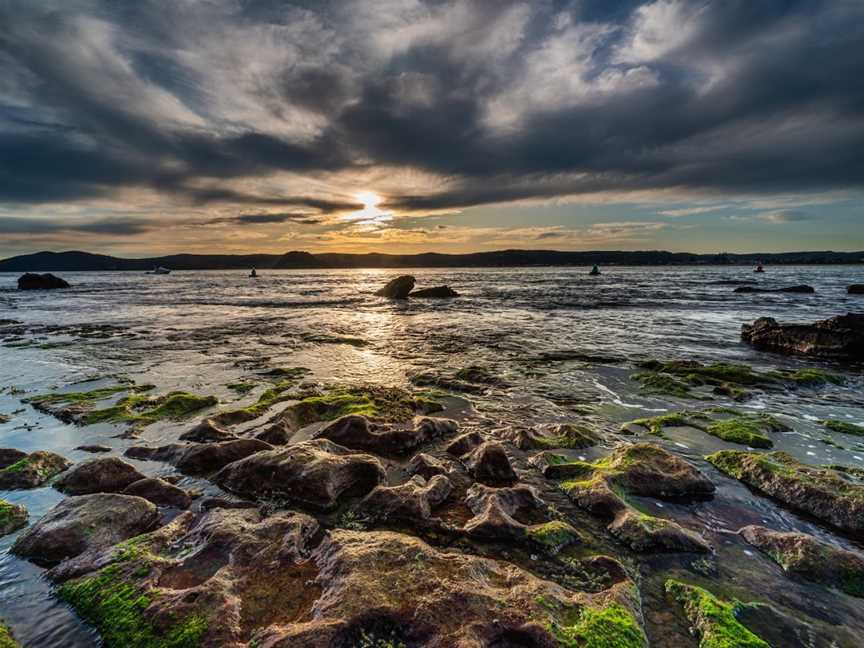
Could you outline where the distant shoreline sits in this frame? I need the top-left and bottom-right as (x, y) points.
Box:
(1, 249), (862, 272)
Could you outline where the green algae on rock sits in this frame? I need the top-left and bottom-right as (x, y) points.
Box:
(0, 451), (70, 489)
(706, 450), (864, 536)
(630, 371), (694, 398)
(542, 600), (647, 648)
(0, 621), (20, 648)
(82, 391), (218, 426)
(0, 499), (27, 536)
(665, 580), (769, 648)
(526, 520), (582, 551)
(823, 419), (864, 436)
(623, 410), (788, 449)
(506, 423), (601, 450)
(739, 525), (864, 598)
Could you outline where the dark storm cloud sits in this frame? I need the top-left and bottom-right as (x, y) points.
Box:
(0, 0), (862, 213)
(0, 217), (157, 236)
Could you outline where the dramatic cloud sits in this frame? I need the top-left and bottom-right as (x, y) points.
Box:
(0, 0), (862, 255)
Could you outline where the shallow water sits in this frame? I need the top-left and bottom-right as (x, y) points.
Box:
(1, 265), (863, 646)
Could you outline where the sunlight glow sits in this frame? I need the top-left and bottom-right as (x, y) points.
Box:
(346, 190), (391, 225)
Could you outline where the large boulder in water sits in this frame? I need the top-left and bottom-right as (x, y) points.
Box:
(410, 285), (459, 298)
(12, 493), (158, 566)
(54, 457), (146, 495)
(214, 439), (386, 511)
(375, 275), (415, 299)
(17, 273), (70, 290)
(741, 313), (864, 359)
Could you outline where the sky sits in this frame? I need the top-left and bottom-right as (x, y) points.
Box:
(0, 0), (862, 258)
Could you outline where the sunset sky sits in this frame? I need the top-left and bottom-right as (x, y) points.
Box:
(1, 0), (862, 258)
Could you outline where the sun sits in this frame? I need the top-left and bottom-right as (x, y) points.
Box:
(355, 190), (382, 210)
(346, 190), (391, 225)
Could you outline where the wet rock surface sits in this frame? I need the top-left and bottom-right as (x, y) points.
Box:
(122, 477), (193, 509)
(741, 313), (864, 358)
(12, 494), (158, 566)
(739, 525), (864, 597)
(53, 457), (145, 495)
(215, 439), (386, 511)
(126, 438), (271, 475)
(374, 275), (415, 299)
(0, 451), (70, 489)
(314, 414), (456, 457)
(0, 498), (28, 536)
(410, 285), (460, 298)
(708, 450), (864, 536)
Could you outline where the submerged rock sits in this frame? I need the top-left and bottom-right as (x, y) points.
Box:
(739, 525), (864, 597)
(741, 313), (864, 359)
(0, 498), (28, 536)
(12, 493), (158, 566)
(707, 451), (864, 536)
(0, 451), (70, 489)
(54, 457), (146, 495)
(74, 445), (112, 453)
(734, 284), (815, 293)
(375, 275), (415, 299)
(410, 285), (459, 298)
(849, 284), (864, 295)
(122, 477), (192, 509)
(314, 414), (456, 457)
(215, 439), (386, 511)
(17, 273), (70, 290)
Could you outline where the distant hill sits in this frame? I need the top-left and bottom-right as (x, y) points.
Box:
(0, 249), (862, 272)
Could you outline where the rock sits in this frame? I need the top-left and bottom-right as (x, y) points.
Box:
(504, 423), (600, 450)
(355, 475), (452, 523)
(17, 273), (70, 290)
(54, 457), (146, 495)
(407, 453), (450, 480)
(555, 445), (713, 553)
(666, 580), (771, 648)
(375, 275), (415, 299)
(215, 439), (386, 511)
(741, 313), (864, 359)
(122, 477), (192, 509)
(50, 509), (644, 647)
(739, 525), (864, 597)
(74, 444), (112, 453)
(0, 451), (71, 489)
(734, 285), (815, 293)
(410, 285), (459, 298)
(258, 529), (645, 647)
(708, 451), (864, 536)
(0, 448), (27, 468)
(0, 498), (28, 536)
(178, 418), (237, 443)
(445, 430), (483, 456)
(314, 415), (456, 457)
(12, 493), (158, 566)
(849, 284), (864, 295)
(126, 438), (271, 475)
(466, 441), (518, 486)
(52, 508), (322, 644)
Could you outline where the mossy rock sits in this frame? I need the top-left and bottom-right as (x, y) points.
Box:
(0, 621), (20, 648)
(527, 520), (581, 551)
(539, 599), (647, 648)
(706, 450), (864, 536)
(631, 372), (693, 398)
(823, 420), (864, 436)
(83, 392), (218, 426)
(665, 580), (769, 648)
(0, 499), (27, 536)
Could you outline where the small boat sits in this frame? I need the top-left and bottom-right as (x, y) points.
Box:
(589, 265), (601, 276)
(147, 266), (171, 275)
(754, 264), (765, 273)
